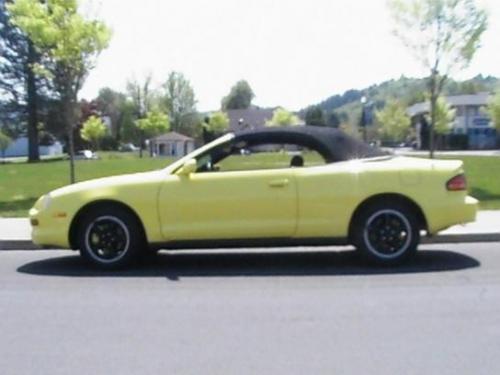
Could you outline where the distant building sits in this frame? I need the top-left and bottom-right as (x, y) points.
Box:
(226, 107), (276, 132)
(2, 137), (63, 158)
(408, 92), (495, 150)
(150, 132), (195, 157)
(101, 115), (112, 131)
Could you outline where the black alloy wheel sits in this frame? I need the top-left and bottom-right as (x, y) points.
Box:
(353, 202), (420, 265)
(77, 206), (145, 269)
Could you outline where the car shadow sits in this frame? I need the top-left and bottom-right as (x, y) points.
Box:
(17, 248), (480, 281)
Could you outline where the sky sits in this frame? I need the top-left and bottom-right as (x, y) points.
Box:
(80, 0), (500, 111)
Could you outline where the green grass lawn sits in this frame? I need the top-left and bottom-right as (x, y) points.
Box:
(451, 156), (500, 210)
(0, 152), (173, 217)
(1, 152), (499, 217)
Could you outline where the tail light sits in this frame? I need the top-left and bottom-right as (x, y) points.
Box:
(446, 174), (467, 191)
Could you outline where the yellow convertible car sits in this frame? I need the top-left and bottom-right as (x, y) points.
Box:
(30, 126), (478, 268)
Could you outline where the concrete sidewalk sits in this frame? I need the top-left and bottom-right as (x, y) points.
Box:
(1, 211), (499, 250)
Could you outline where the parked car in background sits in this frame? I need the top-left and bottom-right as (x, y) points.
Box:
(119, 143), (139, 152)
(30, 126), (478, 269)
(73, 150), (98, 160)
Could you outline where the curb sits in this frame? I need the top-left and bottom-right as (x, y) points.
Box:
(1, 233), (500, 251)
(0, 240), (42, 251)
(421, 233), (500, 244)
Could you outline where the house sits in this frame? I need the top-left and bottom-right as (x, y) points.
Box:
(408, 92), (495, 150)
(2, 136), (63, 158)
(150, 132), (195, 157)
(226, 107), (276, 132)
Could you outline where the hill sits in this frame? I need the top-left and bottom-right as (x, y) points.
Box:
(310, 75), (499, 128)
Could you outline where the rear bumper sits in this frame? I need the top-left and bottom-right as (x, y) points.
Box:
(463, 195), (479, 221)
(428, 195), (478, 234)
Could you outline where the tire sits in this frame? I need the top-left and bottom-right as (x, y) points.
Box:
(352, 201), (420, 265)
(77, 206), (145, 269)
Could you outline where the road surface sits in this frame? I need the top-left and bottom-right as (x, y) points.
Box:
(1, 243), (499, 374)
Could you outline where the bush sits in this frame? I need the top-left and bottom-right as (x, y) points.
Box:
(447, 134), (469, 150)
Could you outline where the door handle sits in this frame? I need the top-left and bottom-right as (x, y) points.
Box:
(268, 179), (289, 188)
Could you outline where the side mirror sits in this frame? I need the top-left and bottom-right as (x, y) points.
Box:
(177, 159), (197, 176)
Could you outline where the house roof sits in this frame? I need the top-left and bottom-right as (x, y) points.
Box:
(226, 107), (276, 132)
(152, 131), (194, 142)
(407, 92), (491, 117)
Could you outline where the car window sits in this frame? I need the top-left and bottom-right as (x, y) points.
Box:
(196, 142), (326, 173)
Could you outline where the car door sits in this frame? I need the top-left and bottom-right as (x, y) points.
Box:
(293, 163), (358, 238)
(158, 168), (298, 241)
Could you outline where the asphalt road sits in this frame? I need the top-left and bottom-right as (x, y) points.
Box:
(1, 243), (499, 375)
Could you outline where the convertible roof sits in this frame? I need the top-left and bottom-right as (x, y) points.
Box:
(232, 126), (386, 163)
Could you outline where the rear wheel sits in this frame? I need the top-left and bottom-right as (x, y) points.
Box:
(77, 206), (145, 269)
(352, 202), (420, 265)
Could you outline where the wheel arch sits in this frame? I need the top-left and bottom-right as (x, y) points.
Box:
(68, 199), (147, 250)
(348, 193), (428, 242)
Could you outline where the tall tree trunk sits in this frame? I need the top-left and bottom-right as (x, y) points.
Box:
(116, 112), (123, 144)
(139, 130), (144, 158)
(429, 94), (437, 159)
(63, 91), (77, 184)
(68, 122), (75, 184)
(429, 73), (437, 159)
(26, 40), (39, 162)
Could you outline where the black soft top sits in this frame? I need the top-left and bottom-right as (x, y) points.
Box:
(232, 126), (386, 163)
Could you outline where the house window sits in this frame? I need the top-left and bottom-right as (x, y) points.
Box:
(468, 106), (479, 116)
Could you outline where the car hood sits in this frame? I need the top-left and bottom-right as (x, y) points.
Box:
(47, 170), (165, 198)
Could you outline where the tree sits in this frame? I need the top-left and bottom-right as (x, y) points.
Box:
(119, 100), (141, 144)
(326, 111), (341, 128)
(95, 88), (127, 141)
(126, 75), (156, 157)
(80, 116), (107, 150)
(375, 100), (411, 142)
(304, 105), (326, 126)
(266, 108), (301, 127)
(433, 96), (456, 135)
(0, 130), (12, 159)
(161, 72), (197, 133)
(0, 0), (49, 162)
(136, 110), (170, 141)
(126, 74), (156, 117)
(8, 0), (111, 183)
(488, 92), (500, 131)
(221, 80), (255, 110)
(206, 111), (229, 133)
(200, 111), (229, 143)
(389, 0), (488, 157)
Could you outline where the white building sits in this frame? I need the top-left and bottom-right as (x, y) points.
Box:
(408, 92), (495, 150)
(2, 137), (63, 158)
(150, 132), (195, 157)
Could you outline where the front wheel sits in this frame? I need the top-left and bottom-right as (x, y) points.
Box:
(352, 202), (420, 265)
(77, 206), (145, 269)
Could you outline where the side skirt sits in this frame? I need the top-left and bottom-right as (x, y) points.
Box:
(149, 237), (350, 251)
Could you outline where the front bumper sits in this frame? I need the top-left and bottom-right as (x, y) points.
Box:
(29, 207), (71, 249)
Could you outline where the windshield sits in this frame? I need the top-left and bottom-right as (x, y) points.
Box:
(164, 133), (235, 174)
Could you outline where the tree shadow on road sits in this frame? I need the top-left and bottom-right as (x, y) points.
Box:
(17, 248), (480, 281)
